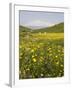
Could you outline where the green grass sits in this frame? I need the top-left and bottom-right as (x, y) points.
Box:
(19, 23), (64, 79)
(31, 23), (64, 33)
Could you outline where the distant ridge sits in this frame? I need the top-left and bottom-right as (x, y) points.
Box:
(19, 25), (31, 32)
(32, 23), (64, 33)
(19, 23), (64, 33)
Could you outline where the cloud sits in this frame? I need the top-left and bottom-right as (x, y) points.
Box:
(24, 20), (55, 29)
(26, 20), (49, 26)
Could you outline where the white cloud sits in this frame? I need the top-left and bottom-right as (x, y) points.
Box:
(24, 20), (55, 29)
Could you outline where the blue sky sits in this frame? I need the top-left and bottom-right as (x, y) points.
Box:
(20, 10), (64, 29)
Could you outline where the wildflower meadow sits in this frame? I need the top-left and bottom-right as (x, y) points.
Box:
(19, 23), (64, 79)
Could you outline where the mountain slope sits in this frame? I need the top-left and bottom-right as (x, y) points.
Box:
(19, 23), (64, 33)
(19, 25), (31, 32)
(32, 23), (64, 33)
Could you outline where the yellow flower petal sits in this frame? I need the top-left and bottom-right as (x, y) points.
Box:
(55, 56), (58, 58)
(31, 49), (34, 53)
(32, 55), (34, 58)
(56, 62), (59, 65)
(33, 58), (36, 62)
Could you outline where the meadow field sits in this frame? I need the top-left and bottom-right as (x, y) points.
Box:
(19, 23), (64, 79)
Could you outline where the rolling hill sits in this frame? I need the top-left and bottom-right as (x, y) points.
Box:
(19, 25), (31, 32)
(19, 23), (64, 33)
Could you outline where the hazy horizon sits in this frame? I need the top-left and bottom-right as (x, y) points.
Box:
(20, 11), (64, 29)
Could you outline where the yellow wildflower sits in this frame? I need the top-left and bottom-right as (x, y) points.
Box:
(60, 64), (63, 67)
(40, 57), (43, 60)
(33, 58), (36, 62)
(55, 55), (58, 58)
(19, 45), (22, 49)
(58, 50), (60, 52)
(56, 62), (59, 65)
(35, 54), (37, 56)
(37, 45), (40, 48)
(31, 49), (34, 53)
(26, 68), (30, 71)
(32, 55), (35, 58)
(48, 48), (51, 50)
(44, 32), (46, 35)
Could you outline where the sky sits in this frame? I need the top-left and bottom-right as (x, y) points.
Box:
(20, 10), (64, 29)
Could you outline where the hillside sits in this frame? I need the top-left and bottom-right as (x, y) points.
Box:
(32, 23), (64, 33)
(19, 23), (64, 33)
(19, 25), (31, 32)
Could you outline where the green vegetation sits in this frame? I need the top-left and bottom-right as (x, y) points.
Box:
(19, 23), (64, 79)
(32, 23), (64, 33)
